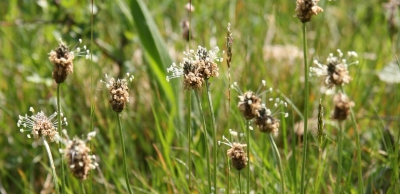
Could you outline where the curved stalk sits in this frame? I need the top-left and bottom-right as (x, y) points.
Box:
(42, 137), (59, 194)
(269, 134), (285, 193)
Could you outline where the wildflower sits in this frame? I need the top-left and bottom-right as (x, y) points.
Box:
(101, 73), (134, 112)
(255, 100), (288, 134)
(59, 130), (98, 180)
(48, 38), (90, 83)
(219, 135), (247, 171)
(332, 93), (355, 121)
(232, 80), (271, 120)
(17, 107), (67, 142)
(166, 46), (223, 90)
(295, 0), (323, 23)
(310, 49), (359, 88)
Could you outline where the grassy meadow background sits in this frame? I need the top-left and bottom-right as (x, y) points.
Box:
(1, 0), (400, 193)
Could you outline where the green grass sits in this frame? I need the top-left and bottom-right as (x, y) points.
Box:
(1, 0), (400, 193)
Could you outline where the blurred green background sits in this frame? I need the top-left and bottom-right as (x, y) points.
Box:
(1, 0), (399, 193)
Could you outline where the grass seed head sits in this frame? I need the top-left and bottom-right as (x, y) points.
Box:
(295, 0), (323, 23)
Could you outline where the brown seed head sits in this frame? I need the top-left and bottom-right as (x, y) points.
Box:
(102, 74), (134, 112)
(238, 91), (262, 120)
(295, 0), (323, 23)
(227, 143), (248, 171)
(17, 108), (67, 142)
(64, 137), (94, 180)
(255, 106), (280, 134)
(49, 43), (74, 83)
(332, 93), (355, 121)
(167, 46), (222, 90)
(311, 50), (358, 89)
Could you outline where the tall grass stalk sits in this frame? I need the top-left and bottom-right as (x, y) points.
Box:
(116, 113), (133, 194)
(194, 91), (212, 193)
(57, 84), (66, 194)
(245, 121), (250, 194)
(205, 79), (217, 192)
(187, 91), (192, 191)
(340, 87), (363, 193)
(300, 22), (309, 194)
(269, 134), (285, 193)
(42, 137), (59, 194)
(89, 0), (95, 192)
(335, 122), (343, 194)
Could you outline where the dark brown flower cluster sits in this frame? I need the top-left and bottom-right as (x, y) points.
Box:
(48, 39), (89, 83)
(18, 107), (67, 142)
(49, 43), (75, 83)
(254, 106), (280, 134)
(64, 137), (96, 180)
(295, 0), (323, 23)
(237, 91), (262, 120)
(332, 93), (355, 121)
(227, 142), (248, 171)
(167, 46), (222, 90)
(102, 73), (134, 112)
(311, 50), (358, 89)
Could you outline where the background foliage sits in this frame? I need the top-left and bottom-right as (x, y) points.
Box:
(0, 0), (399, 193)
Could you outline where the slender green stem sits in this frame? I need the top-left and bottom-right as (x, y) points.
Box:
(80, 182), (87, 194)
(42, 137), (59, 194)
(57, 84), (66, 194)
(205, 80), (217, 192)
(116, 113), (133, 194)
(89, 0), (94, 193)
(246, 121), (250, 194)
(335, 122), (343, 194)
(314, 149), (322, 194)
(227, 159), (230, 194)
(187, 91), (192, 191)
(340, 87), (363, 193)
(194, 91), (212, 193)
(269, 134), (285, 193)
(300, 22), (309, 194)
(239, 171), (242, 194)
